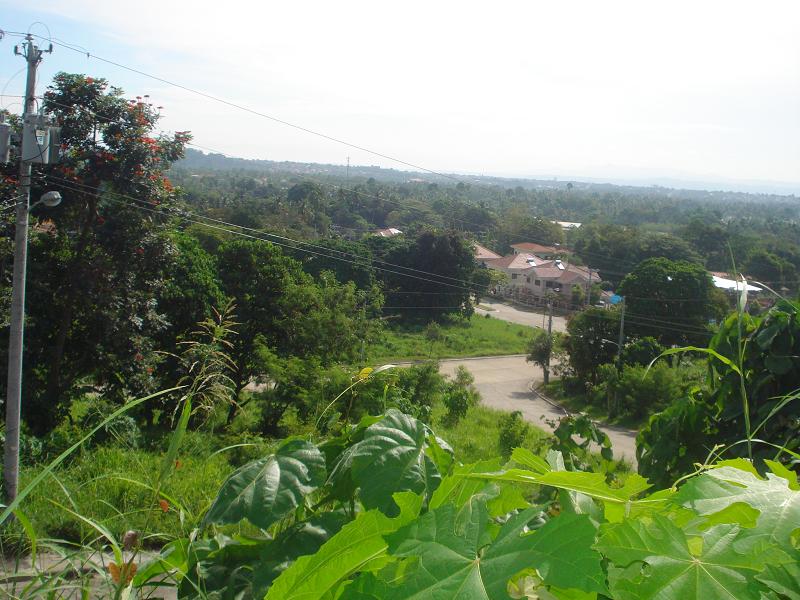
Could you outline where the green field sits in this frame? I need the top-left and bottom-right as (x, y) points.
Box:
(368, 315), (533, 362)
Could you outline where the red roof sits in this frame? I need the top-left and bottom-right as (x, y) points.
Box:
(488, 253), (539, 270)
(473, 243), (502, 261)
(511, 242), (560, 255)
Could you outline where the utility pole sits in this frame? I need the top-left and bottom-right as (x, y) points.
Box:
(544, 299), (553, 385)
(586, 267), (592, 307)
(4, 35), (47, 503)
(616, 298), (626, 366)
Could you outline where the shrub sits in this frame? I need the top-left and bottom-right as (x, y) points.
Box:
(441, 366), (479, 425)
(498, 410), (529, 459)
(593, 362), (683, 420)
(621, 336), (665, 367)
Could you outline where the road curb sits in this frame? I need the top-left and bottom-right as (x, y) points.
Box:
(395, 354), (527, 366)
(530, 383), (570, 416)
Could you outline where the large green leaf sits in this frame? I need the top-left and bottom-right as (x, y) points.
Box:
(333, 409), (441, 514)
(265, 492), (422, 600)
(176, 513), (348, 599)
(756, 562), (800, 600)
(674, 464), (800, 554)
(429, 458), (503, 510)
(382, 502), (605, 599)
(203, 438), (325, 529)
(481, 466), (651, 506)
(596, 515), (782, 600)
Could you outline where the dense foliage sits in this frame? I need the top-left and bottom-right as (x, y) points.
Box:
(122, 409), (800, 600)
(638, 300), (800, 487)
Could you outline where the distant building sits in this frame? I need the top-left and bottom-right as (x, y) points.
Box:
(373, 227), (403, 238)
(510, 242), (563, 259)
(710, 273), (762, 293)
(487, 251), (599, 307)
(553, 221), (582, 231)
(473, 243), (502, 265)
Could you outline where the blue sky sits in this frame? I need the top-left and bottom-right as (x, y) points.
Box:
(2, 1), (799, 193)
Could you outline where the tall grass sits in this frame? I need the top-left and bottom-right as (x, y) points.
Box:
(369, 315), (532, 362)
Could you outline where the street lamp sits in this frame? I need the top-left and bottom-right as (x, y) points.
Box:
(34, 190), (61, 208)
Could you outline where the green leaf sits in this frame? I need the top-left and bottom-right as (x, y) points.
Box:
(265, 492), (422, 600)
(763, 459), (800, 490)
(674, 464), (800, 554)
(481, 467), (651, 505)
(429, 458), (502, 510)
(203, 438), (325, 529)
(177, 534), (267, 599)
(511, 448), (550, 474)
(133, 539), (189, 587)
(764, 354), (794, 375)
(596, 516), (771, 600)
(425, 434), (455, 475)
(336, 410), (441, 515)
(700, 502), (760, 530)
(756, 562), (800, 600)
(159, 396), (191, 483)
(650, 346), (742, 376)
(383, 503), (605, 599)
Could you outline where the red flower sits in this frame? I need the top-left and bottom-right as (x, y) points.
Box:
(135, 247), (144, 255)
(158, 499), (169, 513)
(134, 353), (144, 362)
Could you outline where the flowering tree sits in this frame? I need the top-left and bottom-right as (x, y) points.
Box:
(0, 73), (192, 434)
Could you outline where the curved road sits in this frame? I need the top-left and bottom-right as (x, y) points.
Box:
(475, 299), (568, 333)
(437, 355), (637, 466)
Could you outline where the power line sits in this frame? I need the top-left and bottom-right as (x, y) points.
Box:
(45, 171), (724, 331)
(43, 173), (486, 290)
(37, 95), (710, 280)
(43, 176), (717, 339)
(12, 30), (472, 186)
(39, 96), (495, 235)
(1, 32), (745, 328)
(44, 176), (490, 295)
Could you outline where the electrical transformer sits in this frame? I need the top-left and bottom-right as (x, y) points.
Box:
(0, 122), (10, 163)
(21, 114), (50, 164)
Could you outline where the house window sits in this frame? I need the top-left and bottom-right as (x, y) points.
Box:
(545, 281), (554, 288)
(511, 273), (518, 280)
(535, 279), (540, 286)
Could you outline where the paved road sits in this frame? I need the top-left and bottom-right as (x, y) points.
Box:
(437, 355), (637, 465)
(475, 299), (568, 333)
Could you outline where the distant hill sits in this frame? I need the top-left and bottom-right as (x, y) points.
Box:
(175, 148), (797, 203)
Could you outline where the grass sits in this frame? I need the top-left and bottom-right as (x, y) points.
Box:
(368, 314), (533, 362)
(431, 401), (550, 464)
(7, 443), (232, 551)
(540, 381), (645, 429)
(5, 398), (552, 549)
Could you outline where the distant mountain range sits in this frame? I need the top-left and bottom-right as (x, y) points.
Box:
(176, 148), (799, 201)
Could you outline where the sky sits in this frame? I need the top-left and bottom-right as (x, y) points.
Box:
(1, 1), (799, 193)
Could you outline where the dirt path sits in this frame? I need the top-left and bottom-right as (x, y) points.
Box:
(436, 355), (637, 465)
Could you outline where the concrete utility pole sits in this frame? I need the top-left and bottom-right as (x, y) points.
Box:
(616, 298), (626, 366)
(4, 35), (47, 503)
(544, 299), (553, 384)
